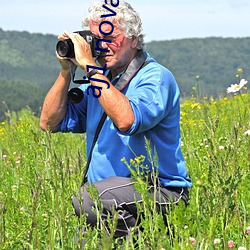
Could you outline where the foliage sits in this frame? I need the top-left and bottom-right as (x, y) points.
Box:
(0, 29), (61, 121)
(0, 28), (60, 90)
(0, 79), (46, 121)
(0, 92), (249, 249)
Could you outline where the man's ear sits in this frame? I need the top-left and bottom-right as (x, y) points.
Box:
(131, 36), (139, 49)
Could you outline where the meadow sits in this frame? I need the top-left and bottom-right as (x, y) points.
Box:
(0, 90), (249, 249)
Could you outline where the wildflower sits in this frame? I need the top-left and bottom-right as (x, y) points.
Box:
(214, 238), (221, 244)
(12, 185), (18, 192)
(246, 226), (250, 235)
(130, 159), (135, 165)
(20, 207), (25, 214)
(42, 213), (48, 221)
(189, 237), (196, 246)
(191, 103), (201, 109)
(244, 130), (250, 136)
(227, 79), (248, 93)
(237, 67), (243, 73)
(219, 145), (224, 150)
(134, 156), (142, 164)
(121, 157), (126, 163)
(238, 247), (246, 250)
(196, 180), (202, 185)
(228, 240), (235, 248)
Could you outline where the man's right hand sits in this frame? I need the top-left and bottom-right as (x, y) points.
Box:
(56, 33), (78, 72)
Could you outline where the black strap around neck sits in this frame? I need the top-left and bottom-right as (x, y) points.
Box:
(81, 50), (149, 186)
(81, 112), (107, 186)
(115, 49), (147, 91)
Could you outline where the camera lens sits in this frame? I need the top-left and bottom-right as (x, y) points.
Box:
(68, 88), (84, 103)
(56, 39), (74, 58)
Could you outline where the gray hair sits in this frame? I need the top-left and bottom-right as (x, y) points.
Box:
(82, 1), (145, 49)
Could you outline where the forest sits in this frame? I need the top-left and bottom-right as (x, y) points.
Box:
(0, 28), (249, 120)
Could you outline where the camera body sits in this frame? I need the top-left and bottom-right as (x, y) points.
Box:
(56, 30), (101, 58)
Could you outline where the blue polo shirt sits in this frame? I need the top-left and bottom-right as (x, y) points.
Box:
(57, 53), (192, 188)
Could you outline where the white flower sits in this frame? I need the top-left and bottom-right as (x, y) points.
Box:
(20, 207), (25, 214)
(214, 238), (221, 244)
(227, 79), (248, 93)
(238, 247), (246, 250)
(244, 130), (250, 136)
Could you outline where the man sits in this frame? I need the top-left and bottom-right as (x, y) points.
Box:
(40, 0), (192, 242)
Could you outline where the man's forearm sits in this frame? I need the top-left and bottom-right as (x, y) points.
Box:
(89, 73), (135, 132)
(40, 70), (71, 132)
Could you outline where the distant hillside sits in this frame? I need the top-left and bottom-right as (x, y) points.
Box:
(0, 29), (60, 89)
(0, 28), (249, 120)
(145, 37), (250, 97)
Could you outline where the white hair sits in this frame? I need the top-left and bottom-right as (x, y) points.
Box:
(82, 1), (145, 49)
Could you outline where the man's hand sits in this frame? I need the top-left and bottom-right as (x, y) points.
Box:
(62, 31), (96, 71)
(56, 33), (78, 72)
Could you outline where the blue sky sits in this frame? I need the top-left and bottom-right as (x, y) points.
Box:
(1, 0), (250, 42)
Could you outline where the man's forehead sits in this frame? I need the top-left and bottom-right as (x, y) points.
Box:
(89, 19), (121, 32)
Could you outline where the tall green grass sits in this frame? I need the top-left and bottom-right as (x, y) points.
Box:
(0, 93), (249, 249)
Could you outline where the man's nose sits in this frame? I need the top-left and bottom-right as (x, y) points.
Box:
(101, 41), (109, 49)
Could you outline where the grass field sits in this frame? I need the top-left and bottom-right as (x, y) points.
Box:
(0, 91), (249, 249)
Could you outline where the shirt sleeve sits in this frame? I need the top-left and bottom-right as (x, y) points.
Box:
(119, 63), (180, 135)
(56, 86), (88, 133)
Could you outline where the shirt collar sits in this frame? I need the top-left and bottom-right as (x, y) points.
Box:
(106, 69), (126, 86)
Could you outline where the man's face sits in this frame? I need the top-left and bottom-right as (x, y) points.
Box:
(89, 20), (137, 72)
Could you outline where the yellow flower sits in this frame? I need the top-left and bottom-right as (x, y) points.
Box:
(130, 159), (135, 165)
(180, 111), (187, 117)
(191, 103), (201, 109)
(135, 157), (141, 164)
(237, 67), (243, 73)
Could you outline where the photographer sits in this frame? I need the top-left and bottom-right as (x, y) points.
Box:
(40, 0), (192, 244)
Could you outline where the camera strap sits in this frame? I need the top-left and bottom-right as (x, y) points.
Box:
(81, 50), (150, 186)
